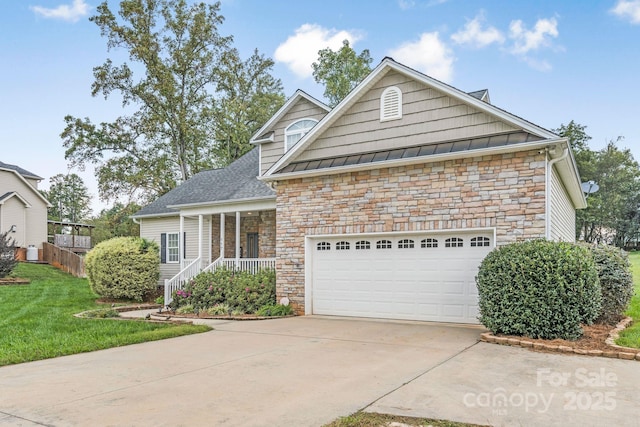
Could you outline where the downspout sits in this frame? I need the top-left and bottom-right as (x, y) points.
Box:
(546, 146), (569, 239)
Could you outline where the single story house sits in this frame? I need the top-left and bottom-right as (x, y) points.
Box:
(0, 161), (51, 257)
(134, 58), (585, 324)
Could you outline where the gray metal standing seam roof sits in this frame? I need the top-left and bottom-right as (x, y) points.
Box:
(133, 148), (274, 217)
(0, 161), (43, 180)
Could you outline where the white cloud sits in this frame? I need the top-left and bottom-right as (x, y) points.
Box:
(30, 0), (90, 23)
(398, 0), (416, 10)
(611, 0), (640, 24)
(388, 32), (454, 82)
(508, 17), (559, 55)
(451, 14), (505, 48)
(274, 24), (363, 79)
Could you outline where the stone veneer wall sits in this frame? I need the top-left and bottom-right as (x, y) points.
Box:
(210, 210), (276, 259)
(275, 149), (547, 313)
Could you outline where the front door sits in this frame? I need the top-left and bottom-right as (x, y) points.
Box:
(246, 233), (259, 258)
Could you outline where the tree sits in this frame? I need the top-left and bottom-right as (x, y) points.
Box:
(311, 40), (373, 107)
(211, 48), (285, 166)
(90, 202), (141, 244)
(0, 232), (18, 278)
(62, 0), (283, 202)
(42, 174), (92, 223)
(556, 123), (640, 245)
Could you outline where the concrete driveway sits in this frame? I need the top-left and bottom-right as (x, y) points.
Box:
(0, 316), (639, 427)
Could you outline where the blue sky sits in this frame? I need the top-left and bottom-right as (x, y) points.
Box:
(1, 0), (639, 213)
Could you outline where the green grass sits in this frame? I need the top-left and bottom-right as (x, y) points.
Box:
(616, 251), (640, 348)
(0, 263), (210, 366)
(323, 412), (487, 427)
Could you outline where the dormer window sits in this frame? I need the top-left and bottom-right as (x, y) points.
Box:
(380, 86), (402, 122)
(285, 119), (317, 152)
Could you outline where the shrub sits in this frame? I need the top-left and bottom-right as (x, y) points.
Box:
(476, 240), (601, 340)
(0, 231), (18, 278)
(588, 245), (634, 325)
(206, 303), (231, 316)
(257, 303), (293, 317)
(176, 305), (195, 315)
(169, 267), (276, 314)
(85, 237), (160, 302)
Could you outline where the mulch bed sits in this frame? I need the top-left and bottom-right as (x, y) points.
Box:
(154, 311), (295, 321)
(0, 277), (30, 285)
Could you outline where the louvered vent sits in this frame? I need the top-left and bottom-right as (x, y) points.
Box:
(380, 86), (402, 121)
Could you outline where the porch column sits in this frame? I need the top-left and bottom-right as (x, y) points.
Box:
(198, 214), (203, 263)
(235, 211), (241, 263)
(179, 215), (184, 265)
(220, 213), (225, 259)
(208, 215), (212, 264)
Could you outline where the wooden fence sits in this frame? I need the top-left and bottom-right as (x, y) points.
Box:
(42, 242), (86, 278)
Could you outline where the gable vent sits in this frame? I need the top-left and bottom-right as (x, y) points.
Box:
(380, 86), (402, 122)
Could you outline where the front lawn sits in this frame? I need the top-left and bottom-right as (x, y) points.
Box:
(0, 263), (209, 366)
(616, 251), (640, 347)
(324, 412), (487, 427)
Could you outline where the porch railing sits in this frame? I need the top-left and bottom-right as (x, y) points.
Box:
(164, 257), (201, 305)
(165, 257), (276, 305)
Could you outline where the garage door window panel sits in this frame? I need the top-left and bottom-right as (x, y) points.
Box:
(445, 237), (464, 248)
(398, 239), (414, 249)
(421, 238), (438, 248)
(471, 236), (491, 247)
(336, 241), (350, 250)
(376, 240), (392, 249)
(355, 240), (371, 250)
(317, 242), (331, 251)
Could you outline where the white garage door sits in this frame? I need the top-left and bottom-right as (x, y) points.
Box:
(310, 231), (494, 324)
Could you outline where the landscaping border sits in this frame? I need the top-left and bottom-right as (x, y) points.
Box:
(480, 317), (640, 361)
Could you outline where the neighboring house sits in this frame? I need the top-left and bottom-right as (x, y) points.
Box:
(134, 58), (585, 324)
(0, 161), (51, 256)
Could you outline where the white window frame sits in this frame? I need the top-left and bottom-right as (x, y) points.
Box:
(380, 86), (402, 122)
(167, 232), (180, 263)
(284, 118), (318, 152)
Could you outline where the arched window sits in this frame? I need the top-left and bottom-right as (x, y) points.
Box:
(471, 236), (491, 247)
(380, 86), (402, 121)
(445, 237), (464, 248)
(317, 242), (331, 251)
(336, 241), (350, 250)
(285, 119), (318, 151)
(398, 239), (415, 249)
(355, 240), (371, 250)
(421, 238), (438, 248)
(376, 240), (392, 249)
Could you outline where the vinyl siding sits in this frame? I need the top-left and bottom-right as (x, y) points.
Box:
(550, 166), (576, 242)
(297, 70), (519, 162)
(1, 198), (26, 246)
(260, 98), (328, 174)
(140, 215), (212, 285)
(0, 170), (48, 248)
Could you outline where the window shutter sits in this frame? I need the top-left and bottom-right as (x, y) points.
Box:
(183, 232), (186, 259)
(160, 233), (166, 264)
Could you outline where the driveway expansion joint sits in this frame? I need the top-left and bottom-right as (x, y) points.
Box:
(0, 410), (53, 427)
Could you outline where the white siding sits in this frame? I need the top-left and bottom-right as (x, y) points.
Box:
(260, 98), (328, 174)
(140, 216), (180, 285)
(1, 198), (26, 246)
(0, 171), (48, 248)
(140, 215), (212, 285)
(550, 166), (576, 242)
(297, 70), (519, 162)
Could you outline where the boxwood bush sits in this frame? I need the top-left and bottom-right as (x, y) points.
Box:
(476, 240), (601, 340)
(170, 267), (276, 314)
(588, 244), (634, 325)
(85, 237), (159, 301)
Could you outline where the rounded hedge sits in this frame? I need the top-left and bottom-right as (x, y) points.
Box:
(85, 237), (160, 302)
(588, 244), (634, 325)
(476, 240), (601, 340)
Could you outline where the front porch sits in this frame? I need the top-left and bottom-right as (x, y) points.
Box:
(164, 209), (276, 305)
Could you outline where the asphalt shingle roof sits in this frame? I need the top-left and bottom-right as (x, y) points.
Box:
(0, 161), (43, 180)
(134, 148), (274, 217)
